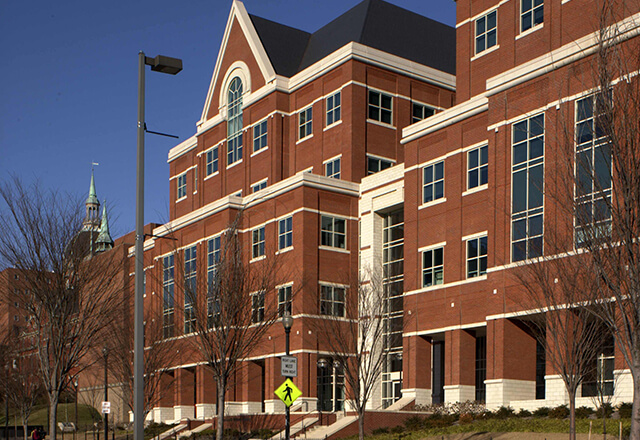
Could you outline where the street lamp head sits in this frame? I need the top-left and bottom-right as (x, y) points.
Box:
(282, 311), (293, 330)
(145, 55), (183, 75)
(102, 346), (108, 357)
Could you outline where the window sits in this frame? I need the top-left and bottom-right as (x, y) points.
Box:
(162, 255), (175, 338)
(467, 236), (488, 278)
(206, 147), (219, 176)
(251, 180), (267, 193)
(177, 173), (187, 200)
(278, 216), (293, 250)
(320, 285), (345, 317)
(475, 10), (497, 54)
(468, 145), (488, 189)
(326, 91), (341, 126)
(512, 114), (544, 261)
(367, 156), (393, 175)
(368, 90), (393, 125)
(253, 120), (267, 153)
(422, 247), (444, 287)
(194, 167), (198, 192)
(227, 77), (243, 165)
(184, 245), (197, 334)
(475, 335), (487, 401)
(575, 94), (612, 248)
(251, 292), (265, 323)
(412, 103), (435, 123)
(325, 157), (341, 179)
(207, 236), (221, 328)
(422, 161), (445, 204)
(299, 106), (313, 139)
(582, 334), (615, 397)
(321, 216), (346, 249)
(252, 226), (265, 259)
(521, 0), (543, 32)
(278, 285), (292, 316)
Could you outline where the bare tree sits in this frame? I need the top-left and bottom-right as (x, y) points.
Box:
(107, 309), (179, 423)
(0, 178), (126, 440)
(311, 265), (391, 440)
(169, 212), (291, 440)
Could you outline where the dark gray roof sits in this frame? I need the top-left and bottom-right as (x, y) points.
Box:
(249, 0), (455, 78)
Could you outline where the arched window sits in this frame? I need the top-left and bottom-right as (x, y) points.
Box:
(227, 77), (243, 165)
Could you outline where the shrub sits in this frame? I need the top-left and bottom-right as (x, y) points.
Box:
(596, 402), (614, 418)
(549, 404), (569, 419)
(516, 409), (532, 418)
(575, 406), (595, 419)
(403, 416), (425, 431)
(372, 427), (389, 435)
(618, 402), (633, 418)
(532, 407), (550, 417)
(458, 413), (473, 425)
(493, 406), (515, 419)
(390, 425), (405, 434)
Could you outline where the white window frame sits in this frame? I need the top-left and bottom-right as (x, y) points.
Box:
(278, 216), (293, 250)
(278, 284), (292, 317)
(368, 90), (393, 125)
(206, 147), (219, 176)
(367, 154), (394, 175)
(253, 119), (268, 153)
(319, 284), (346, 317)
(252, 226), (266, 259)
(326, 91), (341, 127)
(177, 172), (187, 200)
(467, 145), (488, 190)
(422, 161), (445, 204)
(299, 106), (313, 140)
(466, 235), (488, 278)
(422, 246), (444, 287)
(251, 178), (268, 193)
(475, 9), (498, 55)
(251, 291), (265, 323)
(320, 215), (346, 249)
(520, 0), (544, 34)
(324, 156), (341, 179)
(412, 102), (436, 123)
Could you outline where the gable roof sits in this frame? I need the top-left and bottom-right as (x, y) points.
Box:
(250, 0), (456, 77)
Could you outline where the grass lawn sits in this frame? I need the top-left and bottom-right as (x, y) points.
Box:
(0, 403), (102, 431)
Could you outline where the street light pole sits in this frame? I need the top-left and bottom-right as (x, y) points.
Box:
(74, 379), (78, 440)
(134, 51), (182, 440)
(281, 312), (293, 440)
(102, 347), (108, 440)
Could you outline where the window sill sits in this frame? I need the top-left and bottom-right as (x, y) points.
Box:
(471, 44), (500, 61)
(462, 184), (488, 197)
(465, 274), (488, 281)
(204, 171), (219, 181)
(175, 196), (187, 204)
(418, 197), (447, 210)
(250, 255), (266, 263)
(318, 246), (349, 254)
(324, 120), (343, 131)
(276, 246), (293, 255)
(367, 119), (396, 130)
(226, 159), (243, 170)
(516, 23), (544, 40)
(296, 134), (314, 145)
(251, 146), (269, 157)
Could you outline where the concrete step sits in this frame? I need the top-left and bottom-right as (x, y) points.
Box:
(159, 424), (188, 440)
(177, 423), (212, 439)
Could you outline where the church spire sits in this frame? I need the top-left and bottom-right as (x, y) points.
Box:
(83, 169), (100, 231)
(95, 202), (114, 253)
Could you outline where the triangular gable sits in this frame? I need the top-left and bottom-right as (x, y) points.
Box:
(199, 0), (276, 126)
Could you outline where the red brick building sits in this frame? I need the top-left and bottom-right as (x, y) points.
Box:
(132, 0), (639, 425)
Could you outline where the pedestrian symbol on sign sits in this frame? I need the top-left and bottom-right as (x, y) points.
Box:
(274, 378), (302, 407)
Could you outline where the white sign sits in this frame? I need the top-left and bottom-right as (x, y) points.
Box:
(281, 356), (297, 377)
(101, 401), (111, 414)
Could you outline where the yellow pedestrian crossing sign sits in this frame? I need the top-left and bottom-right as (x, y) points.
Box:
(274, 378), (302, 407)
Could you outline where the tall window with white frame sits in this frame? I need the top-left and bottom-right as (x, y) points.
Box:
(475, 10), (497, 54)
(162, 255), (175, 339)
(521, 0), (543, 32)
(206, 147), (219, 176)
(382, 210), (404, 408)
(184, 245), (197, 334)
(278, 285), (292, 316)
(227, 77), (243, 165)
(575, 94), (612, 248)
(512, 114), (544, 262)
(325, 157), (341, 179)
(319, 285), (345, 317)
(251, 291), (265, 323)
(253, 120), (267, 153)
(299, 107), (313, 140)
(423, 161), (444, 204)
(320, 216), (346, 249)
(468, 145), (488, 189)
(412, 103), (435, 123)
(422, 247), (444, 287)
(252, 226), (265, 258)
(207, 236), (221, 328)
(466, 236), (487, 278)
(367, 156), (393, 175)
(177, 172), (187, 200)
(326, 91), (341, 126)
(278, 216), (293, 250)
(368, 90), (392, 125)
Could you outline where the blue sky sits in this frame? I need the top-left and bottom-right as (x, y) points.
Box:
(0, 0), (456, 238)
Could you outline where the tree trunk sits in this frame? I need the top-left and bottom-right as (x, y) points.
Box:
(568, 388), (577, 440)
(49, 392), (59, 440)
(630, 370), (640, 440)
(357, 407), (365, 440)
(22, 422), (27, 440)
(215, 379), (226, 440)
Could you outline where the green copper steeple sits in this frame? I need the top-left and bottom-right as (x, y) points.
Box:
(83, 170), (101, 231)
(95, 201), (114, 252)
